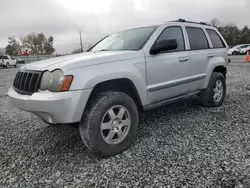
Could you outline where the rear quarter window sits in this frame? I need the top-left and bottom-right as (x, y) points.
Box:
(206, 29), (226, 48)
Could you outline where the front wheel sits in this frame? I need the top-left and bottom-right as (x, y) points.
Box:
(79, 91), (139, 157)
(232, 51), (237, 55)
(200, 72), (226, 107)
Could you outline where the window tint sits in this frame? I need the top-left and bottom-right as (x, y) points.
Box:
(241, 45), (250, 48)
(156, 26), (185, 52)
(186, 27), (209, 50)
(0, 56), (8, 59)
(90, 26), (158, 51)
(206, 29), (225, 48)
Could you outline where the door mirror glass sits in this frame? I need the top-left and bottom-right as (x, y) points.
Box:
(150, 39), (178, 54)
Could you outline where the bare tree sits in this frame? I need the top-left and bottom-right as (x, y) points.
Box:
(20, 33), (55, 55)
(210, 18), (220, 28)
(5, 36), (21, 56)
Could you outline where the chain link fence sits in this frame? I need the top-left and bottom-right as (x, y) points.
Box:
(12, 55), (63, 64)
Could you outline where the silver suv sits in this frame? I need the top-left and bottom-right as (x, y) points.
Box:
(8, 19), (229, 156)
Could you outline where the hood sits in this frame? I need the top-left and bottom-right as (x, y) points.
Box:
(21, 51), (143, 72)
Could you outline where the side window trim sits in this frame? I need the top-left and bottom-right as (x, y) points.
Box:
(185, 26), (210, 51)
(181, 25), (190, 50)
(150, 25), (186, 54)
(205, 28), (226, 49)
(203, 28), (213, 49)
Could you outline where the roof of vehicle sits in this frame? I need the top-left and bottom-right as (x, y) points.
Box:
(169, 19), (212, 26)
(105, 19), (215, 37)
(232, 44), (250, 48)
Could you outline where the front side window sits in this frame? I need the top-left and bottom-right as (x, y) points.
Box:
(186, 27), (209, 50)
(90, 26), (158, 52)
(155, 26), (185, 52)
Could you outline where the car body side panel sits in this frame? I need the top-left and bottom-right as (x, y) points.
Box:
(202, 28), (229, 89)
(66, 56), (148, 105)
(202, 55), (228, 89)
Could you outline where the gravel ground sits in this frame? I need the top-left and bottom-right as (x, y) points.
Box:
(0, 61), (250, 187)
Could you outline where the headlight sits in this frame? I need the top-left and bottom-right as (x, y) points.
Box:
(40, 69), (73, 92)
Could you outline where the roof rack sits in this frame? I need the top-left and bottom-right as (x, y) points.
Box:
(171, 19), (212, 26)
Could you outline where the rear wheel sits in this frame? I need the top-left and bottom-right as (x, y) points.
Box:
(79, 91), (138, 157)
(200, 72), (226, 107)
(232, 51), (237, 55)
(5, 63), (9, 68)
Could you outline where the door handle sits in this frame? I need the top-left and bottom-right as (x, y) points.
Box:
(207, 53), (215, 58)
(179, 57), (190, 62)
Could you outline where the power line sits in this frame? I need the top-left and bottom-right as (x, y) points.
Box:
(79, 31), (83, 53)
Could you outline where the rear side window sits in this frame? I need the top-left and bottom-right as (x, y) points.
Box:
(240, 45), (250, 48)
(186, 27), (209, 50)
(0, 56), (8, 59)
(206, 29), (226, 48)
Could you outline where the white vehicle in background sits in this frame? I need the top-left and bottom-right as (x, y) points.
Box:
(0, 55), (17, 68)
(227, 44), (250, 55)
(239, 45), (250, 55)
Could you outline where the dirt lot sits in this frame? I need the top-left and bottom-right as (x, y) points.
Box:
(0, 59), (250, 187)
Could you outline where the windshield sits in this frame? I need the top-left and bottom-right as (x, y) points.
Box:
(90, 26), (158, 52)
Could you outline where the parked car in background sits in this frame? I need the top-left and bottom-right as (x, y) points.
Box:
(0, 55), (17, 68)
(239, 45), (250, 55)
(9, 19), (229, 156)
(228, 44), (250, 55)
(16, 58), (25, 64)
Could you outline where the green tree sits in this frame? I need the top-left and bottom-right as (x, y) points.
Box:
(240, 26), (250, 44)
(211, 18), (250, 46)
(44, 36), (55, 55)
(218, 24), (241, 46)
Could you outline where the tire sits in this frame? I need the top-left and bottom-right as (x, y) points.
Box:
(200, 72), (226, 107)
(5, 63), (9, 68)
(232, 51), (237, 55)
(79, 91), (139, 157)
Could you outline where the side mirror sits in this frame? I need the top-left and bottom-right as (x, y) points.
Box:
(150, 39), (178, 55)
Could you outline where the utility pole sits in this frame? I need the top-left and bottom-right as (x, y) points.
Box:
(79, 31), (83, 52)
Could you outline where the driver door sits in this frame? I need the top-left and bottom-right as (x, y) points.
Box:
(145, 26), (191, 103)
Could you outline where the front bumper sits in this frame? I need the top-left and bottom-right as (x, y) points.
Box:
(8, 88), (92, 124)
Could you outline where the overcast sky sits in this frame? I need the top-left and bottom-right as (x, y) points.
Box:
(0, 0), (249, 54)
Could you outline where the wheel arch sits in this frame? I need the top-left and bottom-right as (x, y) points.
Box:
(202, 57), (227, 89)
(86, 78), (144, 111)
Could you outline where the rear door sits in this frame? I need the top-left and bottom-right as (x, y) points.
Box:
(184, 27), (210, 92)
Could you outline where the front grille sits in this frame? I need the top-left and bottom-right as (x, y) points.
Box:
(13, 70), (42, 95)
